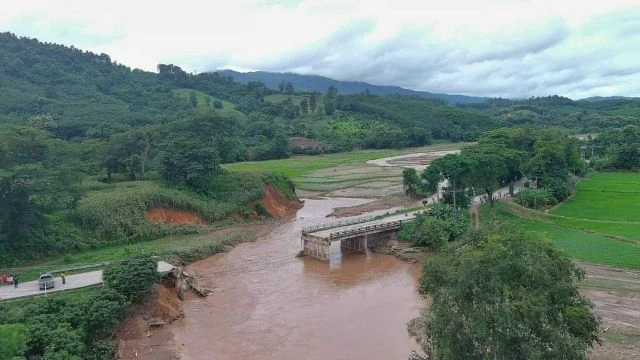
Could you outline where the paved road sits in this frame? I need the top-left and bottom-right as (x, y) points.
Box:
(0, 271), (103, 301)
(0, 261), (175, 302)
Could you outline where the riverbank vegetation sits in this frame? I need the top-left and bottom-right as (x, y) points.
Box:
(0, 257), (157, 359)
(409, 224), (600, 360)
(402, 127), (583, 208)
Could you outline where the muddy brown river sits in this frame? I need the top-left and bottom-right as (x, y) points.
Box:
(172, 197), (424, 360)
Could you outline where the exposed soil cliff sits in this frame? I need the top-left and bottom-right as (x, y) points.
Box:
(260, 184), (303, 218)
(147, 206), (208, 225)
(115, 283), (184, 360)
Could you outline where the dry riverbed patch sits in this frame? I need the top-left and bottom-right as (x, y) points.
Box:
(578, 262), (640, 359)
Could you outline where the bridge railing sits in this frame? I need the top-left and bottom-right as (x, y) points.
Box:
(302, 215), (376, 234)
(328, 219), (405, 240)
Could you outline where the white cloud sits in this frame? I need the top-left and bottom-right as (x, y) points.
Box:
(1, 0), (639, 98)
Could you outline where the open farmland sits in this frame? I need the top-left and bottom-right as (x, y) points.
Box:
(483, 172), (640, 268)
(224, 142), (467, 193)
(552, 172), (640, 221)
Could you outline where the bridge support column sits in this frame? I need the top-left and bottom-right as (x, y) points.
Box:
(341, 234), (369, 253)
(302, 234), (330, 262)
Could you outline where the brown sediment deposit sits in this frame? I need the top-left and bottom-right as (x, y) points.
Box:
(578, 262), (640, 359)
(147, 206), (207, 225)
(260, 184), (303, 218)
(326, 195), (421, 218)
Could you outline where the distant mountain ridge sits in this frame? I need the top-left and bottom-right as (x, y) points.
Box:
(216, 69), (487, 104)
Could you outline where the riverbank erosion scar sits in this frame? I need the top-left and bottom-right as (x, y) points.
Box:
(261, 184), (303, 218)
(147, 206), (208, 225)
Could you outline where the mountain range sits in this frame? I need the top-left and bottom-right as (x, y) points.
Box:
(216, 69), (488, 104)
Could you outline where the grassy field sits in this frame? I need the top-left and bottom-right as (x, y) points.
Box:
(172, 88), (247, 122)
(224, 142), (466, 183)
(485, 204), (640, 268)
(552, 172), (640, 221)
(483, 172), (640, 268)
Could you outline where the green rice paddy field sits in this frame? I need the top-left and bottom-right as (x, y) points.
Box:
(487, 172), (640, 268)
(224, 142), (466, 192)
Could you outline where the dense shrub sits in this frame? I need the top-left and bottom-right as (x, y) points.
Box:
(411, 225), (600, 359)
(103, 255), (159, 302)
(0, 288), (127, 360)
(516, 188), (557, 209)
(397, 204), (468, 248)
(0, 324), (27, 359)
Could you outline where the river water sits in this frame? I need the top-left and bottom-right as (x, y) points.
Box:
(172, 196), (424, 360)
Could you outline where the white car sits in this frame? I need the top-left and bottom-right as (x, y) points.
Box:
(38, 273), (55, 290)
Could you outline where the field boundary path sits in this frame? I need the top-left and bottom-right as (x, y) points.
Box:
(0, 261), (175, 302)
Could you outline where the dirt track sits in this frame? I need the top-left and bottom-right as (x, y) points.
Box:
(579, 262), (640, 359)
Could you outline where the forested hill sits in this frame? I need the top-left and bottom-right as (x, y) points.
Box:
(1, 31), (639, 152)
(217, 69), (487, 104)
(0, 31), (504, 150)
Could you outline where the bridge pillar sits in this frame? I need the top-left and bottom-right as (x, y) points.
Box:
(341, 234), (369, 253)
(302, 234), (330, 262)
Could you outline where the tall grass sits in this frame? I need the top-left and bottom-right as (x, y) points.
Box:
(70, 172), (294, 242)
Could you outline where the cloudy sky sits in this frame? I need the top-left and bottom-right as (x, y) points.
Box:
(1, 0), (639, 98)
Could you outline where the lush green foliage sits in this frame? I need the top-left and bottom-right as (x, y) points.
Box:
(462, 95), (640, 132)
(0, 126), (84, 263)
(419, 128), (582, 206)
(402, 168), (421, 198)
(515, 188), (558, 209)
(0, 288), (128, 360)
(588, 125), (640, 170)
(398, 204), (468, 248)
(337, 93), (501, 142)
(103, 255), (159, 302)
(410, 225), (600, 359)
(0, 324), (27, 359)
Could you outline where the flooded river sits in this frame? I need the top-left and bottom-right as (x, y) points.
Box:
(172, 196), (424, 360)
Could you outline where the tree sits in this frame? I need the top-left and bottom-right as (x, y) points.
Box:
(278, 81), (285, 93)
(0, 324), (27, 359)
(300, 97), (309, 113)
(421, 165), (441, 194)
(397, 204), (467, 248)
(309, 92), (318, 112)
(324, 86), (338, 115)
(161, 134), (223, 191)
(402, 168), (421, 198)
(463, 143), (518, 205)
(103, 255), (159, 302)
(189, 91), (197, 108)
(285, 81), (294, 94)
(410, 225), (600, 360)
(430, 154), (471, 210)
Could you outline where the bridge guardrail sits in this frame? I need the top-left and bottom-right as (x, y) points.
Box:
(328, 219), (405, 240)
(302, 215), (375, 234)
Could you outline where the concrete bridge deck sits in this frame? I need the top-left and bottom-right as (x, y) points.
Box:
(308, 212), (419, 240)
